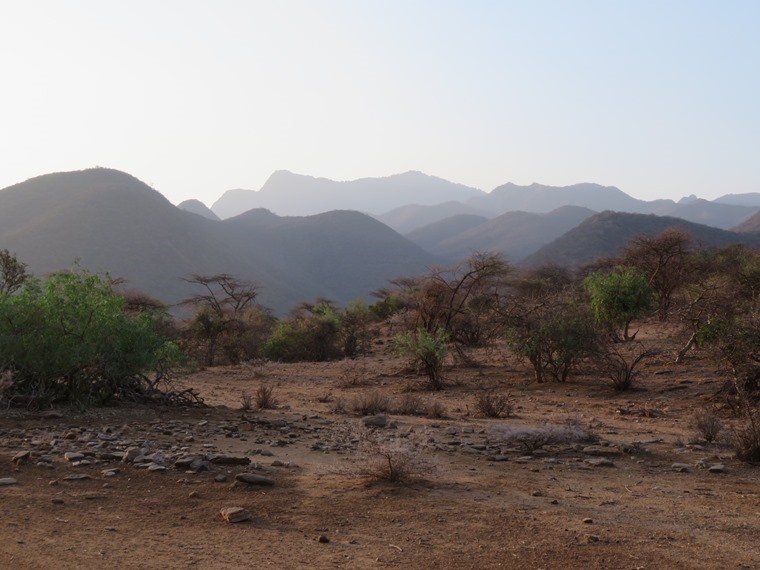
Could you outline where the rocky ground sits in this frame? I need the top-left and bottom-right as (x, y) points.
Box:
(1, 329), (759, 569)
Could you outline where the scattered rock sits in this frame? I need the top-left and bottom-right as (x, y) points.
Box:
(585, 458), (615, 468)
(582, 518), (594, 524)
(122, 447), (141, 464)
(0, 477), (18, 486)
(317, 534), (330, 543)
(235, 473), (275, 486)
(586, 534), (600, 543)
(362, 415), (388, 428)
(210, 454), (251, 466)
(63, 474), (92, 481)
(214, 474), (228, 483)
(672, 463), (691, 473)
(40, 410), (64, 419)
(532, 490), (543, 497)
(582, 446), (620, 457)
(220, 507), (252, 523)
(708, 464), (727, 474)
(64, 452), (85, 462)
(11, 451), (31, 465)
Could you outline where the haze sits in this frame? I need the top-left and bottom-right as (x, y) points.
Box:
(1, 1), (758, 205)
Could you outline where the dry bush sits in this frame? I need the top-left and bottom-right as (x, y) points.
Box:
(335, 359), (369, 388)
(690, 408), (723, 443)
(475, 389), (513, 418)
(599, 344), (655, 391)
(734, 408), (760, 462)
(491, 423), (596, 453)
(239, 391), (253, 411)
(254, 384), (278, 410)
(351, 427), (434, 483)
(316, 391), (333, 403)
(426, 400), (447, 419)
(394, 392), (426, 416)
(331, 397), (349, 415)
(350, 391), (391, 416)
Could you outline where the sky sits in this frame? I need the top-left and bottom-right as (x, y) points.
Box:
(1, 1), (759, 206)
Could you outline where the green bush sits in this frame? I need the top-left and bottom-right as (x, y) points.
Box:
(0, 269), (180, 408)
(263, 303), (342, 362)
(584, 266), (652, 341)
(394, 327), (449, 390)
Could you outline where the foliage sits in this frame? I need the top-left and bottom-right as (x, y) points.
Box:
(340, 300), (376, 358)
(394, 327), (449, 390)
(0, 250), (29, 295)
(506, 300), (597, 383)
(0, 269), (180, 408)
(584, 266), (652, 340)
(262, 301), (342, 362)
(181, 274), (266, 366)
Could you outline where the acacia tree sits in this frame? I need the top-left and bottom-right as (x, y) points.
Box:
(181, 274), (263, 366)
(584, 266), (652, 341)
(622, 228), (693, 321)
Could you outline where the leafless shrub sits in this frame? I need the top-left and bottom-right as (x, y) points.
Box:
(690, 408), (723, 443)
(336, 359), (369, 388)
(317, 391), (333, 403)
(350, 427), (434, 483)
(394, 392), (426, 416)
(254, 384), (277, 410)
(350, 391), (391, 416)
(331, 397), (349, 415)
(475, 389), (513, 418)
(599, 344), (656, 391)
(492, 423), (596, 453)
(426, 400), (447, 419)
(733, 408), (760, 462)
(239, 391), (253, 411)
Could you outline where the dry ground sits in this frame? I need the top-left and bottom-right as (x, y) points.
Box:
(1, 324), (759, 569)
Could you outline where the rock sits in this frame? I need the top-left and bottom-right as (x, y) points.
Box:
(362, 415), (388, 428)
(214, 474), (228, 483)
(101, 469), (119, 477)
(486, 456), (509, 462)
(585, 458), (615, 467)
(220, 507), (252, 523)
(532, 490), (543, 497)
(64, 452), (85, 462)
(122, 447), (141, 464)
(210, 454), (251, 466)
(672, 463), (691, 473)
(586, 534), (600, 543)
(11, 450), (31, 465)
(235, 473), (275, 486)
(582, 446), (620, 457)
(63, 474), (92, 481)
(708, 464), (727, 473)
(0, 478), (18, 486)
(582, 518), (594, 524)
(51, 498), (65, 504)
(317, 534), (330, 543)
(40, 410), (64, 419)
(147, 464), (167, 472)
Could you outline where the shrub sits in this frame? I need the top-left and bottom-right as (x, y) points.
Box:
(263, 304), (342, 362)
(394, 392), (426, 416)
(254, 384), (278, 410)
(491, 424), (596, 453)
(0, 269), (181, 408)
(475, 389), (513, 418)
(394, 327), (449, 390)
(426, 400), (447, 419)
(350, 391), (391, 416)
(353, 428), (433, 483)
(599, 344), (655, 391)
(690, 409), (723, 443)
(240, 391), (253, 411)
(584, 267), (652, 341)
(733, 409), (760, 462)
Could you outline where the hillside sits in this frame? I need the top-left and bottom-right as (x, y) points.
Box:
(0, 169), (436, 313)
(211, 170), (483, 219)
(407, 206), (595, 263)
(177, 199), (220, 221)
(522, 211), (760, 268)
(376, 201), (491, 234)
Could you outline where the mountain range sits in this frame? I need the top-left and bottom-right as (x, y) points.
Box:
(0, 169), (435, 314)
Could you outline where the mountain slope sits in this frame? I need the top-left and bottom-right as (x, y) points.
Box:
(376, 201), (491, 234)
(177, 199), (220, 221)
(0, 169), (435, 313)
(211, 170), (484, 219)
(523, 211), (760, 268)
(408, 206), (596, 263)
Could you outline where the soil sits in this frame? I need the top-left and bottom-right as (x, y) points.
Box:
(1, 323), (759, 569)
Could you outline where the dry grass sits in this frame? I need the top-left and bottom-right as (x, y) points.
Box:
(690, 408), (723, 443)
(254, 384), (278, 410)
(350, 391), (391, 416)
(491, 423), (596, 453)
(475, 389), (513, 418)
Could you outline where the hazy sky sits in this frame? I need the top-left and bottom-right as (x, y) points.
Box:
(2, 1), (758, 205)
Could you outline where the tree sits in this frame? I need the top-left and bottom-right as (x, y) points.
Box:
(584, 266), (652, 341)
(262, 300), (342, 362)
(181, 274), (263, 366)
(0, 250), (28, 295)
(0, 269), (179, 408)
(622, 228), (693, 321)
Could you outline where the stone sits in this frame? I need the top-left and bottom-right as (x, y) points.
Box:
(209, 454), (251, 466)
(362, 415), (388, 428)
(220, 507), (251, 523)
(235, 473), (275, 486)
(11, 450), (31, 465)
(122, 447), (141, 464)
(672, 463), (691, 473)
(147, 464), (167, 472)
(582, 518), (594, 524)
(585, 458), (615, 467)
(214, 474), (228, 483)
(708, 464), (727, 473)
(317, 534), (330, 543)
(40, 410), (64, 419)
(64, 452), (85, 462)
(582, 446), (620, 457)
(0, 478), (18, 486)
(63, 474), (92, 481)
(51, 498), (65, 504)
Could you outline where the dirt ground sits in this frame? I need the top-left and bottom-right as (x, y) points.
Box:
(2, 324), (759, 569)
